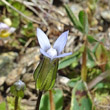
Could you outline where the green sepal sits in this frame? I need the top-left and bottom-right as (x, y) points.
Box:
(34, 57), (59, 91)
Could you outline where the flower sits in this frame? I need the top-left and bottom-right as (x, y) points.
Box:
(0, 22), (15, 38)
(36, 28), (72, 60)
(14, 80), (25, 91)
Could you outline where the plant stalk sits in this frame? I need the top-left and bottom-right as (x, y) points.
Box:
(14, 96), (19, 110)
(81, 36), (87, 81)
(35, 91), (43, 110)
(49, 90), (55, 110)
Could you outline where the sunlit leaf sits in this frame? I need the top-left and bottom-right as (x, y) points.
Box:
(87, 35), (97, 43)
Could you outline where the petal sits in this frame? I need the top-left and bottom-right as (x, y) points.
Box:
(53, 31), (69, 54)
(8, 27), (16, 33)
(0, 22), (9, 29)
(54, 52), (72, 59)
(37, 28), (51, 51)
(40, 48), (51, 59)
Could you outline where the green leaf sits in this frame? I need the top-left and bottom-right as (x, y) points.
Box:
(64, 5), (83, 32)
(0, 102), (6, 110)
(40, 89), (63, 110)
(87, 35), (98, 43)
(87, 49), (96, 68)
(79, 11), (89, 34)
(58, 51), (80, 69)
(58, 46), (84, 69)
(70, 80), (93, 110)
(67, 77), (81, 88)
(92, 42), (99, 54)
(95, 44), (107, 65)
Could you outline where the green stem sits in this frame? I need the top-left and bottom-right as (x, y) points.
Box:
(81, 36), (87, 81)
(35, 91), (43, 110)
(14, 96), (19, 110)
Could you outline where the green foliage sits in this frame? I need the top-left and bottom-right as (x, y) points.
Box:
(40, 89), (63, 110)
(94, 82), (110, 90)
(70, 80), (93, 110)
(34, 57), (59, 91)
(67, 77), (81, 88)
(95, 43), (107, 70)
(0, 101), (6, 110)
(79, 11), (89, 34)
(7, 96), (24, 110)
(64, 5), (89, 34)
(58, 45), (84, 69)
(87, 35), (97, 43)
(87, 49), (96, 68)
(21, 22), (35, 37)
(64, 5), (83, 32)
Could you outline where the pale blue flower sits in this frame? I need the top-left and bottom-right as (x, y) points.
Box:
(14, 80), (25, 91)
(36, 28), (72, 60)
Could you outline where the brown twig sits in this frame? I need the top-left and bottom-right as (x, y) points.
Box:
(20, 37), (35, 54)
(88, 70), (110, 90)
(81, 35), (87, 81)
(49, 90), (55, 110)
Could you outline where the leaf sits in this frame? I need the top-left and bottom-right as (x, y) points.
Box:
(87, 48), (96, 68)
(79, 11), (89, 34)
(92, 42), (99, 54)
(67, 77), (81, 88)
(95, 44), (107, 66)
(87, 35), (98, 43)
(58, 46), (84, 69)
(40, 89), (63, 110)
(70, 80), (93, 110)
(64, 5), (83, 32)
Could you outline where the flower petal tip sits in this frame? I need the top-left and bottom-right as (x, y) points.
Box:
(36, 28), (51, 51)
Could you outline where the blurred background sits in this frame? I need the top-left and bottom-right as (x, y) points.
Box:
(0, 0), (110, 110)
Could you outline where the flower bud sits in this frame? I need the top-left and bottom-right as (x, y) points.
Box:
(34, 57), (59, 91)
(10, 80), (26, 97)
(14, 80), (25, 91)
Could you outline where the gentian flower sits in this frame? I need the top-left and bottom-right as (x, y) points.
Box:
(14, 80), (25, 91)
(37, 28), (72, 60)
(34, 28), (72, 91)
(11, 80), (26, 98)
(0, 22), (15, 38)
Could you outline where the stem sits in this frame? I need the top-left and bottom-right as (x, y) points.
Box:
(81, 36), (87, 81)
(49, 90), (55, 110)
(35, 91), (43, 110)
(14, 96), (19, 110)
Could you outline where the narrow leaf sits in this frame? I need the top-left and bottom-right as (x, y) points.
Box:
(79, 10), (89, 34)
(64, 5), (83, 32)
